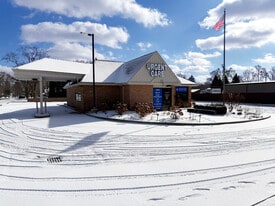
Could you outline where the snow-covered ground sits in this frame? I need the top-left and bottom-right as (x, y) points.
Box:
(0, 99), (275, 206)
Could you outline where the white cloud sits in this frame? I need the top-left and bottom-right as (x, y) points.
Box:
(48, 42), (105, 61)
(228, 64), (252, 73)
(175, 58), (192, 66)
(174, 51), (221, 73)
(168, 51), (222, 83)
(21, 21), (129, 61)
(170, 64), (209, 84)
(136, 42), (152, 51)
(20, 21), (129, 61)
(21, 21), (129, 49)
(189, 51), (221, 59)
(197, 18), (275, 51)
(169, 64), (182, 74)
(198, 0), (275, 50)
(253, 53), (275, 64)
(12, 0), (170, 28)
(199, 0), (275, 29)
(194, 75), (210, 84)
(161, 53), (170, 61)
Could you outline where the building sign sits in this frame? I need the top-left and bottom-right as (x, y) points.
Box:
(146, 63), (167, 78)
(176, 86), (188, 93)
(153, 88), (162, 110)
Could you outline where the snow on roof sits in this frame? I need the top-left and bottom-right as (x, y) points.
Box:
(176, 75), (197, 86)
(103, 52), (154, 84)
(14, 58), (90, 75)
(81, 60), (124, 83)
(227, 80), (275, 85)
(12, 52), (197, 86)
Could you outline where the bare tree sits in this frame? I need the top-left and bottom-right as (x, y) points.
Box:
(242, 69), (253, 82)
(225, 67), (236, 82)
(270, 67), (275, 80)
(2, 52), (21, 66)
(210, 68), (222, 79)
(2, 46), (49, 66)
(1, 46), (49, 98)
(252, 65), (270, 82)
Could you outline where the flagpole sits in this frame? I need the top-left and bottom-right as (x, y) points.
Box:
(222, 9), (226, 101)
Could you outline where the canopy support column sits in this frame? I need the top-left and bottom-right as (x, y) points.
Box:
(34, 76), (50, 118)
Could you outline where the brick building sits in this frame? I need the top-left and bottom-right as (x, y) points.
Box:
(66, 51), (195, 111)
(13, 51), (195, 115)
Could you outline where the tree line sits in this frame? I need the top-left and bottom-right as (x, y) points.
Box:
(204, 65), (275, 90)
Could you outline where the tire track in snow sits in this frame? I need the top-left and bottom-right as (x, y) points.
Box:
(1, 158), (275, 181)
(0, 164), (275, 193)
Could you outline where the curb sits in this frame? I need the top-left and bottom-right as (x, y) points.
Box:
(87, 113), (271, 126)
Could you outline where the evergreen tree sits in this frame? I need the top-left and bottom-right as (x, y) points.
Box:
(211, 75), (223, 88)
(188, 75), (196, 82)
(232, 74), (241, 83)
(224, 75), (229, 84)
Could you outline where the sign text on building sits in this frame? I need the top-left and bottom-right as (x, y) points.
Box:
(146, 63), (167, 78)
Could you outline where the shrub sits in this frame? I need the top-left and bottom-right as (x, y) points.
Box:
(134, 102), (154, 117)
(115, 102), (128, 115)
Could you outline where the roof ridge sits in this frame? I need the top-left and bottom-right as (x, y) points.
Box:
(124, 51), (156, 64)
(95, 59), (124, 63)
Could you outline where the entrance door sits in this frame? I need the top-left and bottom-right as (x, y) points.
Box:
(162, 88), (171, 110)
(153, 88), (171, 111)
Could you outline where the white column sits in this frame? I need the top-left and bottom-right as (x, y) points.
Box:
(39, 76), (43, 114)
(34, 76), (50, 118)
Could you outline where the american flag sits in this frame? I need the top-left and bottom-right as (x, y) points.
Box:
(213, 14), (225, 31)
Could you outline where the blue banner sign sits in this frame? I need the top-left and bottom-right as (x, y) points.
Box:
(153, 88), (162, 110)
(176, 86), (188, 93)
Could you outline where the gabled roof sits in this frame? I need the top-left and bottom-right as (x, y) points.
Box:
(103, 52), (154, 84)
(101, 51), (196, 86)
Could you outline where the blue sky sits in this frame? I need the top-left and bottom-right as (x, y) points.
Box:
(1, 0), (275, 83)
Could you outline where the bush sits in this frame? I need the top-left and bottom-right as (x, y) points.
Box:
(99, 99), (120, 113)
(134, 102), (154, 117)
(115, 103), (128, 115)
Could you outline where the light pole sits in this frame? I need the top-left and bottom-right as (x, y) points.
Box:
(80, 32), (96, 110)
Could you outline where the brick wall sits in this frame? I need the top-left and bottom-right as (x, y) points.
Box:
(67, 85), (90, 111)
(67, 84), (121, 112)
(96, 85), (121, 108)
(123, 85), (153, 109)
(67, 84), (192, 112)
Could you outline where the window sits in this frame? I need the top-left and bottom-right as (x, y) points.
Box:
(75, 93), (82, 101)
